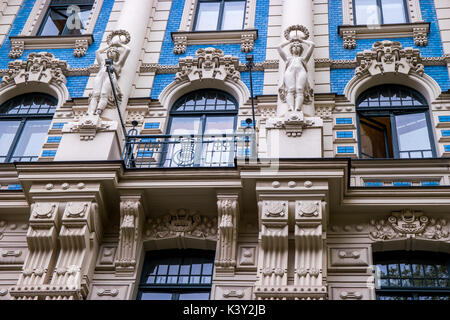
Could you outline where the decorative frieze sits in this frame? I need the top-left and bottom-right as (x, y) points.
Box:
(145, 209), (218, 241)
(215, 195), (239, 272)
(370, 209), (449, 241)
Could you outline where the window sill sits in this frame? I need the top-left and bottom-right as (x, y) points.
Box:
(338, 22), (430, 49)
(171, 29), (258, 54)
(9, 34), (94, 59)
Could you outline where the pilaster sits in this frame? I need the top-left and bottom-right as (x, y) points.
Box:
(215, 194), (240, 275)
(115, 195), (144, 275)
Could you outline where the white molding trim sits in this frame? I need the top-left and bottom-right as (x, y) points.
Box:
(344, 72), (441, 106)
(178, 0), (257, 31)
(342, 0), (354, 25)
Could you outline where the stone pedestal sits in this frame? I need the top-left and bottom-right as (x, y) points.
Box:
(266, 117), (323, 159)
(54, 131), (121, 161)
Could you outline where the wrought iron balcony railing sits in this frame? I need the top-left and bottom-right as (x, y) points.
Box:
(122, 132), (256, 169)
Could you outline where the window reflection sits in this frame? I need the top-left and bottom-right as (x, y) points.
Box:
(138, 249), (215, 300)
(375, 251), (450, 300)
(354, 0), (407, 25)
(194, 0), (246, 31)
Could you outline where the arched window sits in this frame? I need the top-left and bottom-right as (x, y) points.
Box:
(137, 249), (215, 300)
(357, 85), (435, 159)
(374, 251), (450, 300)
(163, 89), (238, 167)
(0, 93), (56, 163)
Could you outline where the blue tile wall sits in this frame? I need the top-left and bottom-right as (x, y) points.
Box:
(151, 0), (270, 100)
(328, 0), (450, 94)
(7, 184), (22, 191)
(421, 181), (440, 186)
(337, 146), (355, 153)
(0, 0), (115, 98)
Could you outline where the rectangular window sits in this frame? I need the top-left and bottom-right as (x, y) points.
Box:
(38, 0), (95, 36)
(194, 0), (246, 31)
(337, 131), (354, 138)
(336, 118), (353, 125)
(354, 0), (408, 25)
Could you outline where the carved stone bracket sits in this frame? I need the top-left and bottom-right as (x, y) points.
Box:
(241, 33), (255, 53)
(74, 39), (89, 57)
(62, 114), (118, 141)
(413, 26), (429, 46)
(115, 198), (144, 274)
(173, 35), (187, 54)
(342, 30), (356, 49)
(9, 39), (24, 59)
(215, 194), (239, 273)
(257, 201), (289, 288)
(370, 209), (449, 241)
(266, 112), (315, 137)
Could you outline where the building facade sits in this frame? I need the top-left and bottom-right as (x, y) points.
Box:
(0, 0), (450, 300)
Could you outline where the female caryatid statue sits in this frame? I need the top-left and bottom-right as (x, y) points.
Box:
(88, 30), (131, 116)
(278, 25), (315, 117)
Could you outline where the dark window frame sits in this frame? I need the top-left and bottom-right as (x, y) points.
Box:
(37, 0), (95, 36)
(374, 251), (450, 300)
(356, 85), (436, 159)
(167, 89), (239, 136)
(353, 0), (409, 25)
(137, 249), (215, 301)
(192, 0), (247, 32)
(0, 93), (57, 163)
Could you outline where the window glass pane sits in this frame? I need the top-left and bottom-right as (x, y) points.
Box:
(169, 117), (202, 135)
(360, 119), (388, 158)
(191, 263), (202, 275)
(195, 2), (220, 31)
(221, 1), (246, 30)
(394, 112), (432, 157)
(381, 0), (407, 24)
(140, 292), (173, 300)
(203, 263), (213, 275)
(64, 6), (92, 35)
(40, 9), (66, 36)
(204, 117), (235, 135)
(158, 264), (168, 275)
(168, 265), (179, 275)
(12, 120), (51, 160)
(179, 292), (210, 300)
(355, 0), (380, 25)
(0, 121), (20, 158)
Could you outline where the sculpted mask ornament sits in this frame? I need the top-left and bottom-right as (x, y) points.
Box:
(278, 25), (315, 119)
(370, 210), (449, 240)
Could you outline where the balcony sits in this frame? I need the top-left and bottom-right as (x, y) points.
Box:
(122, 132), (256, 169)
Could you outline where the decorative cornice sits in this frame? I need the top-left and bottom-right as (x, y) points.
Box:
(171, 30), (258, 54)
(9, 35), (94, 58)
(338, 22), (430, 49)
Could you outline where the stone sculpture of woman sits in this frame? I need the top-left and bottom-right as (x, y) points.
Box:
(278, 25), (315, 116)
(88, 30), (131, 116)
